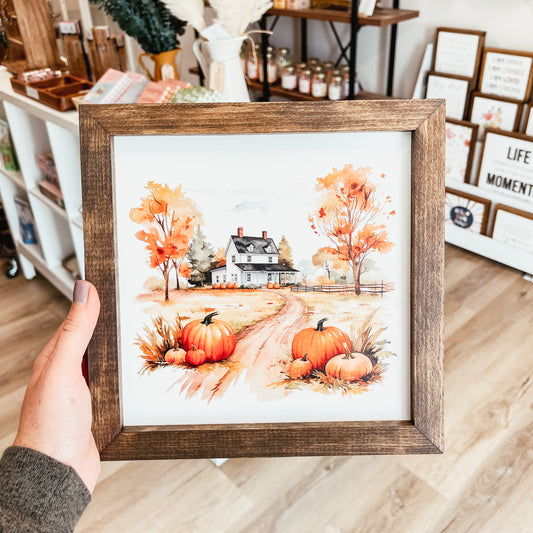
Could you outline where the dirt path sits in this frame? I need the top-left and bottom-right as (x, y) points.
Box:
(170, 290), (308, 402)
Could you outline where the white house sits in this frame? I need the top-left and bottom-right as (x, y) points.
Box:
(211, 227), (298, 287)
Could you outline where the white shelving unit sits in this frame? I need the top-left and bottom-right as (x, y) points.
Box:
(0, 69), (82, 299)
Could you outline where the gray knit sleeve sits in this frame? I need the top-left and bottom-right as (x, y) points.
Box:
(0, 446), (91, 533)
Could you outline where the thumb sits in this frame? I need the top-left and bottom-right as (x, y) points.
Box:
(49, 280), (100, 374)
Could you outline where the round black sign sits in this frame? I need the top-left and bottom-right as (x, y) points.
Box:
(450, 206), (473, 229)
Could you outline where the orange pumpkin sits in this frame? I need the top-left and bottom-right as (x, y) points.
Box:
(229, 282), (236, 289)
(182, 311), (236, 362)
(185, 345), (207, 366)
(325, 344), (373, 381)
(288, 354), (313, 378)
(212, 283), (219, 289)
(273, 283), (280, 289)
(220, 283), (226, 289)
(267, 283), (274, 289)
(291, 318), (351, 370)
(165, 348), (186, 365)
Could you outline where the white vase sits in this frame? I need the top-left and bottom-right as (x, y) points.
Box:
(193, 36), (250, 103)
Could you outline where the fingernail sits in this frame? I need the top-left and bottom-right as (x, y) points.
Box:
(73, 280), (89, 304)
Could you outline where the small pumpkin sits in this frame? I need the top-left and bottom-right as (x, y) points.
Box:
(291, 318), (351, 370)
(182, 311), (236, 362)
(273, 282), (280, 289)
(165, 348), (186, 365)
(267, 283), (274, 289)
(219, 283), (226, 289)
(228, 282), (236, 289)
(325, 343), (373, 382)
(185, 344), (207, 366)
(212, 283), (219, 289)
(288, 354), (313, 379)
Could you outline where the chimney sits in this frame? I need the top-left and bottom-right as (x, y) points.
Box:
(237, 227), (243, 238)
(262, 231), (267, 239)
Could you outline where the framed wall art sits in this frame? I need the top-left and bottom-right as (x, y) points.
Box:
(432, 27), (485, 79)
(469, 92), (522, 138)
(489, 203), (533, 252)
(445, 187), (491, 234)
(426, 71), (471, 120)
(476, 128), (533, 206)
(522, 104), (533, 136)
(445, 119), (478, 184)
(479, 48), (533, 101)
(80, 101), (445, 460)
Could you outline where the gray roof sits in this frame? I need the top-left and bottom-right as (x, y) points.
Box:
(231, 235), (279, 255)
(234, 263), (299, 272)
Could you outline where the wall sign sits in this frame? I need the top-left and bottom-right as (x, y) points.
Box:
(522, 104), (533, 136)
(445, 187), (490, 234)
(476, 129), (533, 205)
(433, 27), (485, 79)
(489, 203), (533, 252)
(479, 48), (533, 101)
(469, 92), (522, 138)
(445, 119), (478, 184)
(426, 71), (470, 120)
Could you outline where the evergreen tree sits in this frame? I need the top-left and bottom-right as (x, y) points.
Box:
(278, 235), (294, 268)
(187, 226), (215, 286)
(89, 0), (186, 54)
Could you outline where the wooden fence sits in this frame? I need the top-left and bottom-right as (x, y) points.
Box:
(291, 281), (394, 296)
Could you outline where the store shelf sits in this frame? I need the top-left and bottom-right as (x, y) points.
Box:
(0, 167), (25, 189)
(266, 6), (419, 26)
(17, 239), (75, 298)
(29, 187), (67, 219)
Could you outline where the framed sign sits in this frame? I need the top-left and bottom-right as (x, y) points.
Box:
(80, 101), (445, 460)
(432, 27), (485, 79)
(522, 104), (533, 136)
(476, 128), (533, 205)
(489, 203), (533, 252)
(426, 71), (471, 120)
(445, 119), (478, 184)
(445, 187), (490, 234)
(469, 92), (522, 138)
(479, 48), (533, 101)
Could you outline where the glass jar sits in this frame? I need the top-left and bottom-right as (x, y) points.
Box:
(322, 61), (334, 79)
(276, 47), (291, 77)
(247, 44), (261, 80)
(281, 64), (297, 91)
(328, 74), (343, 100)
(311, 72), (327, 98)
(307, 57), (320, 69)
(258, 52), (278, 83)
(295, 62), (307, 81)
(299, 68), (312, 94)
(273, 0), (287, 7)
(340, 65), (351, 98)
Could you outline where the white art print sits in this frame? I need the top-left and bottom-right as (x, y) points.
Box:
(477, 131), (533, 205)
(435, 31), (481, 78)
(445, 121), (476, 183)
(112, 132), (412, 427)
(491, 207), (533, 251)
(426, 73), (469, 120)
(445, 189), (489, 234)
(470, 95), (520, 138)
(481, 51), (533, 101)
(525, 106), (533, 136)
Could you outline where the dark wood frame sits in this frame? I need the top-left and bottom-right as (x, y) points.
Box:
(522, 103), (533, 135)
(80, 101), (445, 460)
(445, 118), (478, 183)
(479, 48), (533, 102)
(426, 71), (472, 120)
(432, 27), (486, 80)
(489, 203), (533, 244)
(445, 186), (491, 235)
(469, 92), (523, 136)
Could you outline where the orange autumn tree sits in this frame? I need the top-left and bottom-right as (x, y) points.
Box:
(309, 165), (394, 295)
(130, 182), (201, 301)
(312, 246), (348, 280)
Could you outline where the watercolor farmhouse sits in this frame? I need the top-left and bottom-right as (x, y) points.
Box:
(211, 227), (298, 287)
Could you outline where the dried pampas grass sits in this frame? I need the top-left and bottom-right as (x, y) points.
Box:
(161, 0), (206, 32)
(210, 0), (273, 37)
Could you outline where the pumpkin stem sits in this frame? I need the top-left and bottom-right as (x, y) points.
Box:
(343, 343), (353, 359)
(316, 318), (328, 331)
(191, 344), (197, 351)
(201, 311), (219, 325)
(302, 354), (308, 361)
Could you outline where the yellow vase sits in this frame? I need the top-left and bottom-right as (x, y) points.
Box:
(138, 48), (180, 81)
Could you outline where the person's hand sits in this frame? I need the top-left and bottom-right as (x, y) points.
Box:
(13, 280), (101, 493)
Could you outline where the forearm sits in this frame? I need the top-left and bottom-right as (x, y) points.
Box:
(0, 446), (91, 533)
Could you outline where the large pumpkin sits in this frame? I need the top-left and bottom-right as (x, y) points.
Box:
(325, 344), (373, 381)
(182, 311), (236, 362)
(291, 318), (351, 370)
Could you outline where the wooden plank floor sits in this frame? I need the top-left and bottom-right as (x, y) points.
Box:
(1, 245), (532, 533)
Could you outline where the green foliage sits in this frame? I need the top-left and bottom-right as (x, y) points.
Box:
(89, 0), (186, 54)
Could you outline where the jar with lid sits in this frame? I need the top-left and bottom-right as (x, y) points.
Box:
(298, 68), (312, 94)
(311, 72), (327, 98)
(295, 62), (307, 81)
(281, 64), (297, 90)
(322, 61), (334, 79)
(307, 57), (320, 69)
(258, 52), (278, 83)
(340, 65), (351, 98)
(328, 74), (343, 100)
(247, 43), (261, 80)
(276, 47), (291, 77)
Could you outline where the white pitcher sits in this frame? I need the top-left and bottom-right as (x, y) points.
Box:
(193, 36), (250, 103)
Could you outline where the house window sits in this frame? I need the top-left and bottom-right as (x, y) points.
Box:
(268, 273), (273, 282)
(268, 256), (273, 263)
(247, 244), (254, 252)
(231, 255), (235, 262)
(246, 273), (251, 282)
(265, 245), (272, 253)
(247, 255), (252, 262)
(216, 276), (219, 283)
